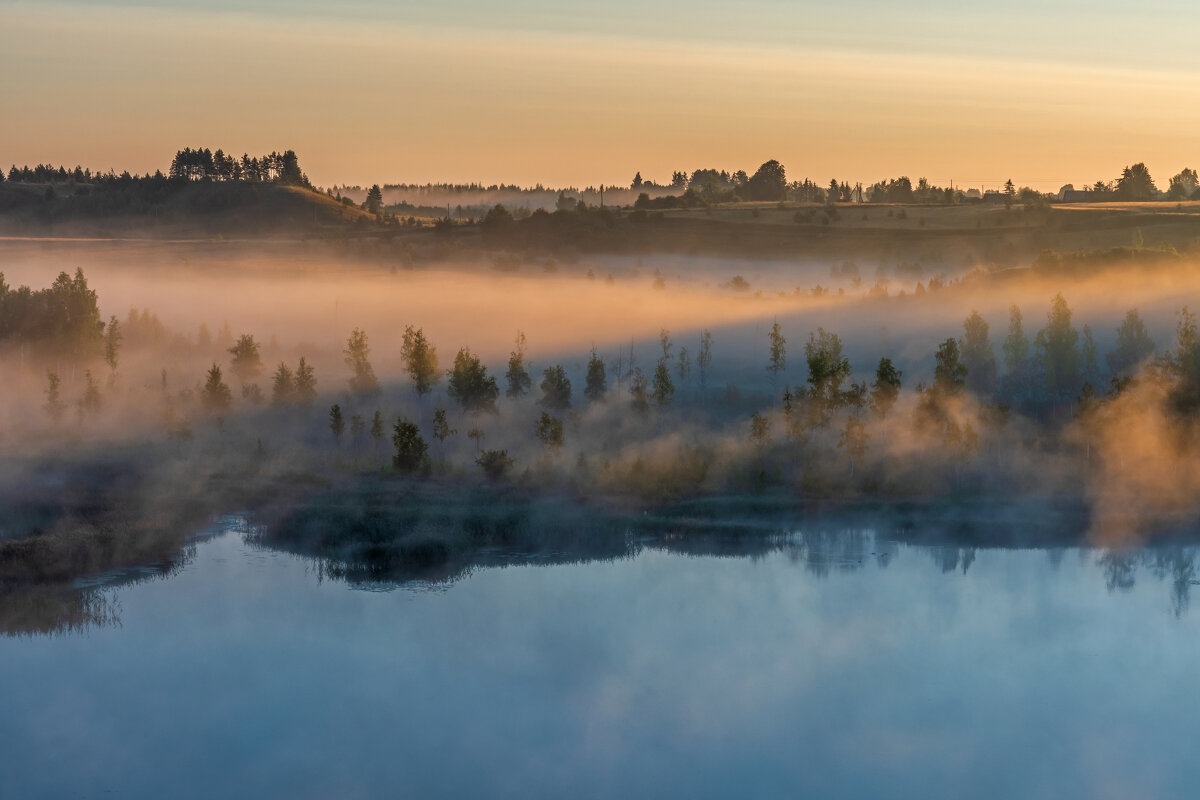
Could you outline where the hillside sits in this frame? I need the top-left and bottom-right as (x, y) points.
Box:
(0, 179), (374, 238)
(4, 175), (1200, 272)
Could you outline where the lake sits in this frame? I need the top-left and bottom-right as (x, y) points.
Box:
(2, 516), (1198, 799)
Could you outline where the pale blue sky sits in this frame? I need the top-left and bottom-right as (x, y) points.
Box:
(55, 0), (1200, 67)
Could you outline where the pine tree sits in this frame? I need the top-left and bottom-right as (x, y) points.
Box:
(933, 339), (967, 394)
(1107, 308), (1155, 377)
(676, 345), (691, 390)
(370, 410), (385, 452)
(201, 363), (233, 413)
(294, 357), (317, 405)
(432, 408), (456, 451)
(697, 329), (713, 399)
(1034, 293), (1081, 406)
(960, 310), (996, 395)
(1167, 306), (1200, 415)
(401, 325), (440, 398)
(103, 316), (122, 374)
(659, 328), (673, 361)
(344, 327), (380, 395)
(584, 347), (607, 402)
(44, 371), (65, 423)
(329, 404), (345, 444)
(870, 358), (902, 417)
(506, 330), (532, 398)
(1081, 325), (1099, 389)
(535, 412), (564, 449)
(271, 362), (295, 407)
(629, 368), (650, 415)
(365, 184), (383, 214)
(1001, 304), (1030, 404)
(79, 370), (102, 416)
(651, 359), (674, 409)
(228, 334), (263, 386)
(804, 328), (851, 425)
(392, 418), (428, 472)
(447, 347), (499, 414)
(539, 365), (572, 411)
(767, 320), (786, 396)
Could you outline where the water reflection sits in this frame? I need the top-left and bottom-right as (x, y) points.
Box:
(0, 582), (120, 637)
(1150, 547), (1196, 618)
(6, 515), (1200, 799)
(5, 509), (1200, 637)
(0, 516), (228, 636)
(253, 505), (1200, 631)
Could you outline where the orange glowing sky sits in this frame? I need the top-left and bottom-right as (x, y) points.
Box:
(3, 1), (1200, 192)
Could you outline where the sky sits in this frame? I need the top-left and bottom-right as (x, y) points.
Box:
(3, 0), (1200, 191)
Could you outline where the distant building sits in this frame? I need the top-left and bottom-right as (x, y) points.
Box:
(1060, 189), (1092, 203)
(982, 191), (1007, 204)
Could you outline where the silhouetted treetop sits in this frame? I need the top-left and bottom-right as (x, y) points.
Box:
(0, 268), (103, 361)
(1114, 163), (1157, 201)
(167, 147), (309, 187)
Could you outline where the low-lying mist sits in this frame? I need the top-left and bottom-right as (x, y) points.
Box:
(5, 238), (1200, 591)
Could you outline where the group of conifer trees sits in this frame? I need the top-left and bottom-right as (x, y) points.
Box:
(2, 147), (309, 187)
(19, 269), (1200, 486)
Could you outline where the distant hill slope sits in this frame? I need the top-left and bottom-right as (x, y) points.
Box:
(0, 180), (373, 238)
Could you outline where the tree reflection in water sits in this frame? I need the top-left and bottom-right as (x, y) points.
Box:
(6, 509), (1200, 637)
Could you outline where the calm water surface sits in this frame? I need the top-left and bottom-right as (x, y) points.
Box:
(2, 517), (1198, 799)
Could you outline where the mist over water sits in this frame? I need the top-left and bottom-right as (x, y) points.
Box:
(6, 237), (1200, 555)
(6, 229), (1200, 800)
(8, 0), (1200, 794)
(2, 519), (1198, 799)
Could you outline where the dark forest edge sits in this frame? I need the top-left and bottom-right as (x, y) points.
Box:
(5, 149), (1196, 204)
(4, 150), (1200, 263)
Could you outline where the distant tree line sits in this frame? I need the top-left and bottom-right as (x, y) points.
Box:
(863, 177), (954, 204)
(4, 164), (115, 184)
(333, 180), (660, 219)
(631, 162), (961, 207)
(626, 160), (1200, 208)
(633, 160), (790, 208)
(4, 147), (310, 188)
(1057, 164), (1199, 202)
(479, 201), (622, 249)
(376, 181), (560, 196)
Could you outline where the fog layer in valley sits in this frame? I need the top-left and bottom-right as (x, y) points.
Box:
(5, 238), (1200, 599)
